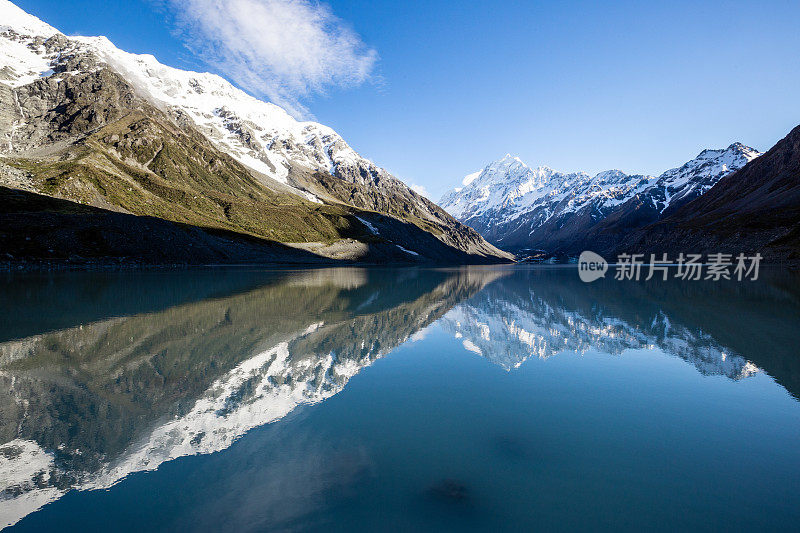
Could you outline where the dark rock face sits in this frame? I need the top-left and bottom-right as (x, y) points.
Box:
(294, 170), (508, 260)
(618, 125), (800, 264)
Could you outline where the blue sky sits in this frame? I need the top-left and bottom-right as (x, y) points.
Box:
(15, 0), (800, 199)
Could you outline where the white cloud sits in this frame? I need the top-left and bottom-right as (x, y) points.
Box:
(164, 0), (378, 117)
(409, 183), (430, 199)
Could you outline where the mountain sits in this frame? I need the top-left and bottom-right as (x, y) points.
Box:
(618, 124), (800, 263)
(440, 144), (761, 255)
(0, 0), (511, 265)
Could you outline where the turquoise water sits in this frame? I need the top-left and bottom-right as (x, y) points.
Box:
(0, 266), (798, 531)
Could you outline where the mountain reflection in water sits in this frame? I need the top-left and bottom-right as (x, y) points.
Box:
(0, 266), (798, 529)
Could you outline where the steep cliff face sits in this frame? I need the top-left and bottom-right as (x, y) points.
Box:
(0, 1), (511, 265)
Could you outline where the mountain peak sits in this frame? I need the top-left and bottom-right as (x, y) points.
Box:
(727, 141), (753, 151)
(726, 141), (761, 158)
(439, 139), (763, 250)
(594, 169), (628, 179)
(0, 0), (59, 38)
(486, 154), (528, 171)
(695, 142), (760, 162)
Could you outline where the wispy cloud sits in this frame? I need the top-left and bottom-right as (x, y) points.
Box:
(163, 0), (378, 117)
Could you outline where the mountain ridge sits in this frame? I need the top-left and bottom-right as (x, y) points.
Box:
(617, 124), (800, 263)
(439, 142), (761, 255)
(0, 0), (511, 265)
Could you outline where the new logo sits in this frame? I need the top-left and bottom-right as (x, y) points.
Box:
(578, 251), (608, 282)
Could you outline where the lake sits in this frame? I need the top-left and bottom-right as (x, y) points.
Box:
(0, 266), (798, 531)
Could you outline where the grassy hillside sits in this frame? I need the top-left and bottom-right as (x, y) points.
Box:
(1, 67), (510, 264)
(4, 107), (364, 244)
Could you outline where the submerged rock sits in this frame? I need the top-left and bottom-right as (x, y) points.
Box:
(426, 479), (470, 504)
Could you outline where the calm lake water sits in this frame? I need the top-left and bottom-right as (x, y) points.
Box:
(0, 266), (798, 531)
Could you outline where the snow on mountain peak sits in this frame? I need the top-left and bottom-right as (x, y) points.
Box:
(694, 142), (759, 163)
(0, 1), (399, 203)
(594, 169), (627, 181)
(440, 140), (762, 233)
(485, 153), (529, 174)
(440, 154), (632, 222)
(0, 0), (59, 38)
(0, 1), (62, 88)
(655, 142), (762, 209)
(66, 34), (376, 191)
(441, 155), (544, 219)
(462, 169), (482, 187)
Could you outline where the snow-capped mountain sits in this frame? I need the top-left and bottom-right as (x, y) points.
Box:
(0, 0), (382, 194)
(440, 144), (761, 254)
(652, 142), (761, 213)
(0, 0), (510, 264)
(440, 154), (654, 229)
(618, 125), (800, 263)
(71, 35), (384, 196)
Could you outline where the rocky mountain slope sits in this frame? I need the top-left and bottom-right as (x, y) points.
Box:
(440, 144), (760, 255)
(619, 124), (800, 263)
(0, 0), (511, 265)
